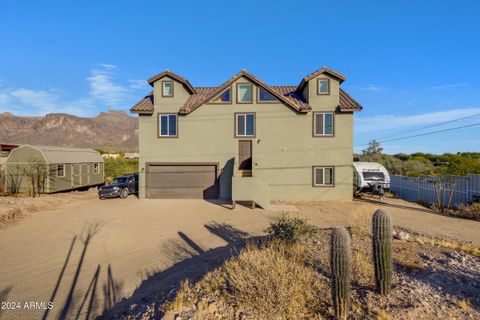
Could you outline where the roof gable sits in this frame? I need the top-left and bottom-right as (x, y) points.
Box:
(179, 70), (310, 115)
(130, 68), (362, 115)
(296, 67), (346, 92)
(147, 70), (196, 94)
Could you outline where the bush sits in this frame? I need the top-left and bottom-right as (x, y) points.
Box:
(222, 241), (325, 319)
(266, 214), (317, 244)
(455, 202), (480, 221)
(104, 157), (138, 181)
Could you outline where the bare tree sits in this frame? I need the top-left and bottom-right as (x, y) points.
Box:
(23, 159), (48, 197)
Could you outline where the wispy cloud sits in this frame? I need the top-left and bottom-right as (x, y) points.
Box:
(10, 89), (59, 113)
(428, 83), (469, 90)
(355, 108), (480, 134)
(128, 79), (149, 90)
(355, 84), (386, 93)
(87, 64), (129, 106)
(0, 63), (148, 116)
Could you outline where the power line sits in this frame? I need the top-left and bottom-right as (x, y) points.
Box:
(357, 122), (480, 146)
(358, 112), (480, 145)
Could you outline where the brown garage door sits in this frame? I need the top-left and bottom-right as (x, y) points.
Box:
(146, 164), (218, 199)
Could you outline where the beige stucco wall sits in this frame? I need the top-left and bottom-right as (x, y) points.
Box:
(138, 74), (353, 200)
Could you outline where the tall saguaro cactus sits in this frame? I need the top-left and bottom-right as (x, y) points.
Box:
(372, 209), (393, 295)
(330, 226), (351, 320)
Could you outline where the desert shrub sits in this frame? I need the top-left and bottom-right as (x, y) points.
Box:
(222, 241), (325, 319)
(455, 202), (480, 221)
(266, 214), (317, 244)
(104, 157), (138, 181)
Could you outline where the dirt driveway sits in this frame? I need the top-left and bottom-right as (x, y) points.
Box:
(0, 196), (478, 319)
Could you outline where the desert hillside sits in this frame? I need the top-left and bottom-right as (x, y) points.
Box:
(0, 110), (138, 149)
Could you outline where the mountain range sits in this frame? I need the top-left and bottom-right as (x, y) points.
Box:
(0, 110), (138, 150)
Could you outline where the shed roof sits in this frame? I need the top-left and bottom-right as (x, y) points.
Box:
(13, 145), (104, 164)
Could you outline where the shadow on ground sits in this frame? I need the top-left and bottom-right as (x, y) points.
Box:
(99, 222), (258, 320)
(38, 221), (124, 320)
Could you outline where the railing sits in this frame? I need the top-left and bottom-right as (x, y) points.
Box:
(232, 176), (271, 209)
(390, 174), (480, 208)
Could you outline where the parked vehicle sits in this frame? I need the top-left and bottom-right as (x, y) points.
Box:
(353, 162), (390, 194)
(99, 173), (138, 199)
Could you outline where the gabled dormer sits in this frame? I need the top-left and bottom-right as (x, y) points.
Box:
(147, 70), (196, 111)
(296, 67), (346, 110)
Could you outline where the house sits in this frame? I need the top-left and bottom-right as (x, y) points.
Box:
(102, 153), (120, 159)
(124, 152), (139, 160)
(4, 145), (104, 194)
(131, 67), (362, 207)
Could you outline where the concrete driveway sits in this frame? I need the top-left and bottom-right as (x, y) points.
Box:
(0, 198), (277, 320)
(0, 196), (479, 319)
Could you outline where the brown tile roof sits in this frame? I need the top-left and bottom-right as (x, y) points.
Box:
(297, 67), (346, 92)
(130, 69), (362, 114)
(339, 88), (363, 111)
(179, 70), (310, 114)
(130, 91), (154, 114)
(147, 70), (196, 94)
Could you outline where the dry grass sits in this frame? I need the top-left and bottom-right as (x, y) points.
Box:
(412, 235), (480, 256)
(222, 241), (326, 320)
(456, 299), (471, 311)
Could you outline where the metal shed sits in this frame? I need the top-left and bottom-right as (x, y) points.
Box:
(4, 145), (105, 194)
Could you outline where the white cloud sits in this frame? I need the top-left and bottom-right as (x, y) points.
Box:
(355, 108), (480, 134)
(0, 63), (149, 116)
(128, 79), (149, 90)
(10, 89), (59, 113)
(355, 84), (386, 93)
(429, 83), (469, 90)
(87, 64), (129, 106)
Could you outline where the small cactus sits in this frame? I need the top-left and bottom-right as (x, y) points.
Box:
(330, 226), (351, 320)
(372, 209), (393, 295)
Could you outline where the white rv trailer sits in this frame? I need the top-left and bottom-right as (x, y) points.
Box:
(353, 162), (390, 193)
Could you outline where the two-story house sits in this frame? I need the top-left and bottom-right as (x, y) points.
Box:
(131, 67), (362, 208)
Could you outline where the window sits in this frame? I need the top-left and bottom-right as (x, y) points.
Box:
(158, 113), (178, 137)
(93, 163), (100, 174)
(162, 81), (174, 97)
(209, 87), (231, 104)
(313, 112), (334, 136)
(313, 166), (334, 186)
(237, 83), (253, 103)
(57, 164), (65, 177)
(258, 87), (278, 102)
(235, 113), (255, 137)
(362, 171), (385, 181)
(317, 78), (330, 95)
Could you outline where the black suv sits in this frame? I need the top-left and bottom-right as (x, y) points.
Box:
(99, 173), (138, 199)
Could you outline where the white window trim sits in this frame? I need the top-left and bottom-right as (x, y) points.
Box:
(93, 163), (100, 174)
(158, 114), (178, 137)
(313, 112), (334, 137)
(313, 166), (334, 187)
(235, 113), (255, 137)
(57, 164), (65, 177)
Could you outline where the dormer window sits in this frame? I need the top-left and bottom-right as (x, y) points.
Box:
(258, 87), (278, 103)
(317, 78), (330, 95)
(162, 81), (174, 97)
(237, 83), (253, 103)
(209, 88), (231, 104)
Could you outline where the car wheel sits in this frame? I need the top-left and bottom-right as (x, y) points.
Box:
(120, 188), (129, 199)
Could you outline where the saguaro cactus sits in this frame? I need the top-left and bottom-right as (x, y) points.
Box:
(372, 209), (393, 295)
(330, 226), (351, 320)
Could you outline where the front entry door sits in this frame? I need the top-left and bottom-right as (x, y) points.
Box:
(238, 140), (252, 170)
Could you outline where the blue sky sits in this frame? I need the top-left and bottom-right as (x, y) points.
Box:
(1, 1), (479, 154)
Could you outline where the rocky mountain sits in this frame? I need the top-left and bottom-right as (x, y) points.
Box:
(0, 110), (138, 149)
